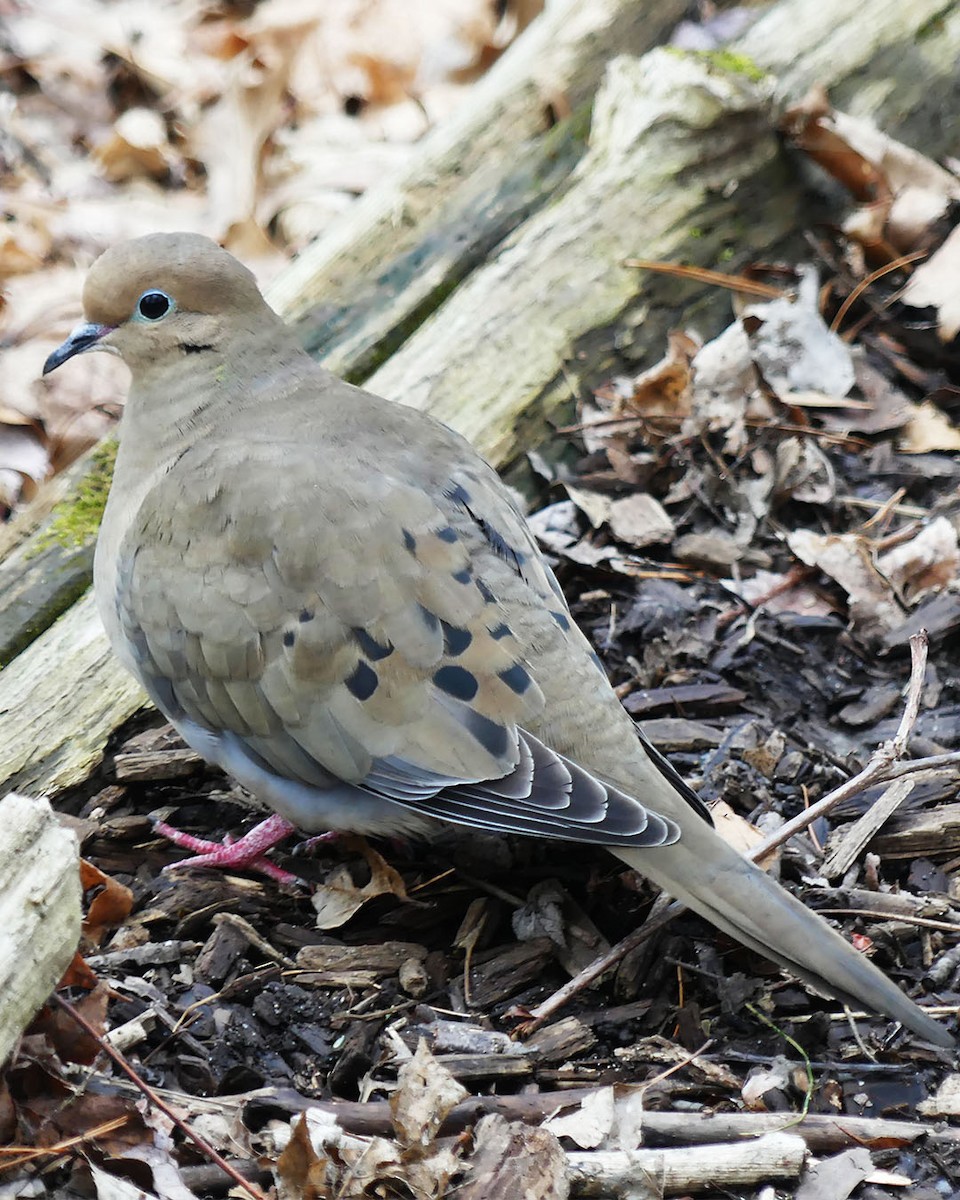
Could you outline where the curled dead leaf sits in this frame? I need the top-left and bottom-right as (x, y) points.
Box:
(80, 859), (134, 945)
(311, 835), (409, 929)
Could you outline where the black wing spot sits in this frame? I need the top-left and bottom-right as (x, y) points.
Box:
(299, 609), (314, 623)
(282, 630), (295, 648)
(550, 610), (571, 632)
(481, 520), (526, 571)
(445, 481), (527, 574)
(353, 628), (394, 661)
(441, 622), (473, 656)
(489, 622), (512, 640)
(452, 568), (472, 585)
(436, 526), (458, 543)
(402, 529), (417, 553)
(345, 660), (379, 701)
(445, 482), (472, 505)
(433, 665), (479, 701)
(465, 709), (510, 759)
(476, 578), (496, 604)
(498, 663), (532, 694)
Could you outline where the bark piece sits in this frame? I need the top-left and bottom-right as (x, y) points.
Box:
(467, 937), (555, 1007)
(820, 778), (915, 879)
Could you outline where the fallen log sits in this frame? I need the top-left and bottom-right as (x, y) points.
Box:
(0, 793), (80, 1066)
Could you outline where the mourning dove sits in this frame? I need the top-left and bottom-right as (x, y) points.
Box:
(44, 233), (949, 1046)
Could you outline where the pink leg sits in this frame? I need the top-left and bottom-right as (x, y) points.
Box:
(153, 812), (301, 885)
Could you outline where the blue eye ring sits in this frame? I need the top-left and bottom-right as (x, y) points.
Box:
(135, 290), (174, 321)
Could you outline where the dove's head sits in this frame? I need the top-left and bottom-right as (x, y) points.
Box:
(43, 233), (276, 376)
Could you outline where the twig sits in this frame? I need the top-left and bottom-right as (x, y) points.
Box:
(830, 250), (928, 334)
(523, 900), (682, 1027)
(52, 995), (268, 1200)
(819, 778), (915, 880)
(0, 1117), (129, 1174)
(748, 629), (928, 862)
(813, 909), (960, 934)
(625, 259), (785, 300)
(526, 632), (935, 1029)
(884, 750), (960, 779)
(637, 1038), (715, 1097)
(282, 1088), (959, 1151)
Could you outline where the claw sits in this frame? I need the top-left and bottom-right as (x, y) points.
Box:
(153, 812), (303, 886)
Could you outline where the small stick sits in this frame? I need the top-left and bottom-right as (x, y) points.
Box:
(52, 995), (268, 1200)
(749, 629), (927, 861)
(820, 778), (915, 880)
(526, 632), (933, 1029)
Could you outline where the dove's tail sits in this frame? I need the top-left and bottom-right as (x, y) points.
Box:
(611, 822), (951, 1047)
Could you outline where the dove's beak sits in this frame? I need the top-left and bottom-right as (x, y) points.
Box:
(43, 322), (115, 375)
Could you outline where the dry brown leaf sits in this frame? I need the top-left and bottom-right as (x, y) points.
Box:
(744, 268), (855, 400)
(796, 1147), (872, 1200)
(900, 224), (960, 342)
(280, 1041), (467, 1198)
(80, 860), (135, 945)
(788, 528), (902, 634)
(311, 836), (409, 929)
(0, 424), (50, 507)
(543, 1087), (614, 1149)
(390, 1039), (469, 1149)
(878, 516), (959, 604)
(773, 436), (835, 506)
(193, 27), (312, 247)
(0, 215), (53, 276)
(898, 401), (960, 453)
(829, 108), (960, 250)
(31, 981), (110, 1067)
(564, 485), (611, 530)
(688, 320), (756, 452)
(782, 87), (960, 253)
(722, 568), (835, 618)
(459, 1114), (567, 1200)
(918, 1075), (960, 1117)
(741, 1056), (792, 1111)
(608, 492), (674, 548)
(710, 799), (777, 871)
(94, 108), (174, 183)
(816, 355), (914, 436)
(596, 330), (698, 422)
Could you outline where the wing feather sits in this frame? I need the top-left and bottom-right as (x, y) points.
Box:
(115, 440), (680, 848)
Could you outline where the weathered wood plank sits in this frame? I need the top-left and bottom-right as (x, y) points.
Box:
(269, 0), (690, 362)
(0, 590), (146, 795)
(365, 51), (789, 465)
(2, 0), (960, 799)
(0, 793), (81, 1066)
(0, 447), (110, 666)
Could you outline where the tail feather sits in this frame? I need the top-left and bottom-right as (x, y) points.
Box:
(612, 825), (951, 1047)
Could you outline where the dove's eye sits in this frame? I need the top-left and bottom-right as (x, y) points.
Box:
(136, 290), (174, 321)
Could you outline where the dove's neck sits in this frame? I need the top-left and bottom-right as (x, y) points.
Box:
(117, 323), (316, 470)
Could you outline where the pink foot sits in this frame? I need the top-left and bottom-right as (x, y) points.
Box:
(153, 812), (301, 885)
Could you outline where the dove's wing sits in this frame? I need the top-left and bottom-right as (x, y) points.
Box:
(112, 430), (679, 848)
